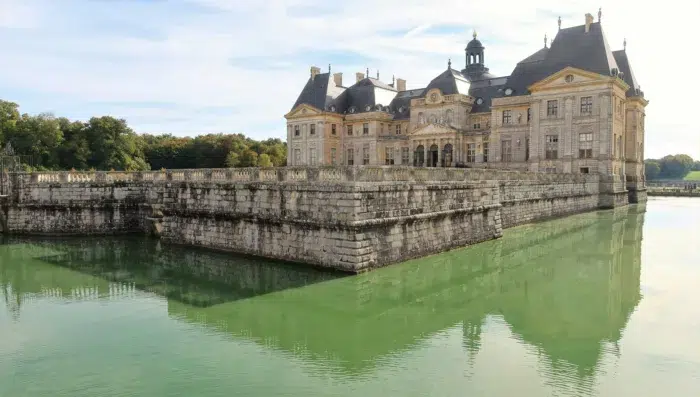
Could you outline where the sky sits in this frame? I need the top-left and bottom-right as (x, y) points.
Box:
(0, 0), (698, 159)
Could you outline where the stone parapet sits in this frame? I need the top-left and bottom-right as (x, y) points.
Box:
(1, 166), (624, 272)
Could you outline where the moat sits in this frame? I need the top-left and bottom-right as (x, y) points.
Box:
(1, 197), (698, 397)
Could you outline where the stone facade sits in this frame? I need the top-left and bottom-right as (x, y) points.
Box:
(285, 12), (648, 203)
(2, 167), (608, 273)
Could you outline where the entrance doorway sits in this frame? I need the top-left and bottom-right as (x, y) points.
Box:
(414, 145), (425, 166)
(442, 143), (453, 167)
(428, 144), (439, 167)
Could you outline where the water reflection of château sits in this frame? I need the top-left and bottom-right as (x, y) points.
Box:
(0, 205), (645, 386)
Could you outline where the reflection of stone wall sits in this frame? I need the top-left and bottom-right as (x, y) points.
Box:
(4, 167), (623, 272)
(165, 206), (645, 377)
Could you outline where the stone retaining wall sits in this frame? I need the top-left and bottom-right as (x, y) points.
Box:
(1, 166), (623, 272)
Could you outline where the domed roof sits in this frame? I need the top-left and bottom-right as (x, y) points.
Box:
(466, 31), (484, 50)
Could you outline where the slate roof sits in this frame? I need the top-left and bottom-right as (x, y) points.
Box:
(389, 89), (425, 120)
(468, 77), (508, 113)
(423, 68), (471, 97)
(466, 37), (483, 50)
(325, 77), (398, 115)
(291, 72), (346, 111)
(612, 50), (641, 97)
(505, 22), (620, 96)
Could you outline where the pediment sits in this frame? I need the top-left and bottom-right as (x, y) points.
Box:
(411, 123), (458, 136)
(285, 104), (323, 119)
(528, 67), (608, 92)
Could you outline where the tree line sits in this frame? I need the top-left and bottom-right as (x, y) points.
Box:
(0, 100), (287, 171)
(645, 154), (700, 180)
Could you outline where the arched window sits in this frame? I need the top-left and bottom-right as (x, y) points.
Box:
(445, 109), (454, 124)
(429, 115), (437, 124)
(418, 112), (425, 124)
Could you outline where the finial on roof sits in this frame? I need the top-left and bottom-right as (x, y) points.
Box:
(448, 58), (452, 69)
(377, 70), (380, 79)
(328, 64), (331, 73)
(544, 33), (548, 48)
(473, 29), (477, 39)
(558, 16), (561, 30)
(598, 7), (602, 22)
(623, 38), (627, 50)
(366, 67), (369, 77)
(392, 75), (395, 85)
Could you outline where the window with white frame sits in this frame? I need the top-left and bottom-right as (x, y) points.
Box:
(545, 135), (559, 159)
(579, 132), (593, 158)
(385, 147), (394, 165)
(467, 143), (476, 163)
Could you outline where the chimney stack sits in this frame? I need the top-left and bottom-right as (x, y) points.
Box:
(333, 72), (343, 87)
(310, 66), (321, 81)
(585, 13), (594, 32)
(356, 72), (365, 83)
(396, 78), (406, 91)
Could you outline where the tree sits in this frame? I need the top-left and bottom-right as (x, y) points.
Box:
(693, 161), (700, 171)
(645, 160), (661, 180)
(237, 150), (258, 167)
(225, 151), (240, 168)
(0, 98), (287, 171)
(258, 153), (273, 167)
(7, 113), (64, 168)
(0, 100), (20, 142)
(658, 154), (694, 179)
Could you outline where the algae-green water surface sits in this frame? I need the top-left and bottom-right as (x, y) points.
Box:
(1, 198), (698, 396)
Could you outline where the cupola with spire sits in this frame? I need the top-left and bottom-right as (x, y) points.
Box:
(462, 30), (494, 81)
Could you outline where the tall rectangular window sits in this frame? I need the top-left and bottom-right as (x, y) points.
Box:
(501, 140), (512, 162)
(502, 110), (512, 125)
(331, 124), (336, 135)
(580, 96), (593, 115)
(385, 147), (394, 165)
(310, 124), (315, 135)
(527, 108), (531, 122)
(330, 148), (337, 165)
(347, 125), (353, 136)
(467, 143), (476, 163)
(473, 122), (481, 130)
(309, 148), (317, 165)
(294, 149), (301, 164)
(395, 124), (401, 135)
(294, 125), (300, 137)
(401, 147), (409, 164)
(363, 123), (369, 135)
(545, 135), (559, 159)
(483, 142), (489, 163)
(346, 148), (354, 165)
(363, 145), (370, 164)
(547, 100), (558, 117)
(579, 132), (593, 158)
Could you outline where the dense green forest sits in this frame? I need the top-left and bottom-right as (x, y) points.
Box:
(0, 100), (286, 171)
(645, 155), (700, 180)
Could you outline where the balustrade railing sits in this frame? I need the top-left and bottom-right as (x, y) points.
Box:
(21, 166), (601, 185)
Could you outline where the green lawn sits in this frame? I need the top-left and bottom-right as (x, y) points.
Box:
(684, 171), (700, 181)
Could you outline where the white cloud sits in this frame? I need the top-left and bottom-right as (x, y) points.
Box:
(0, 0), (697, 158)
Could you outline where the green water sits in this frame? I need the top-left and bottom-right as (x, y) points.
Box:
(1, 198), (699, 397)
